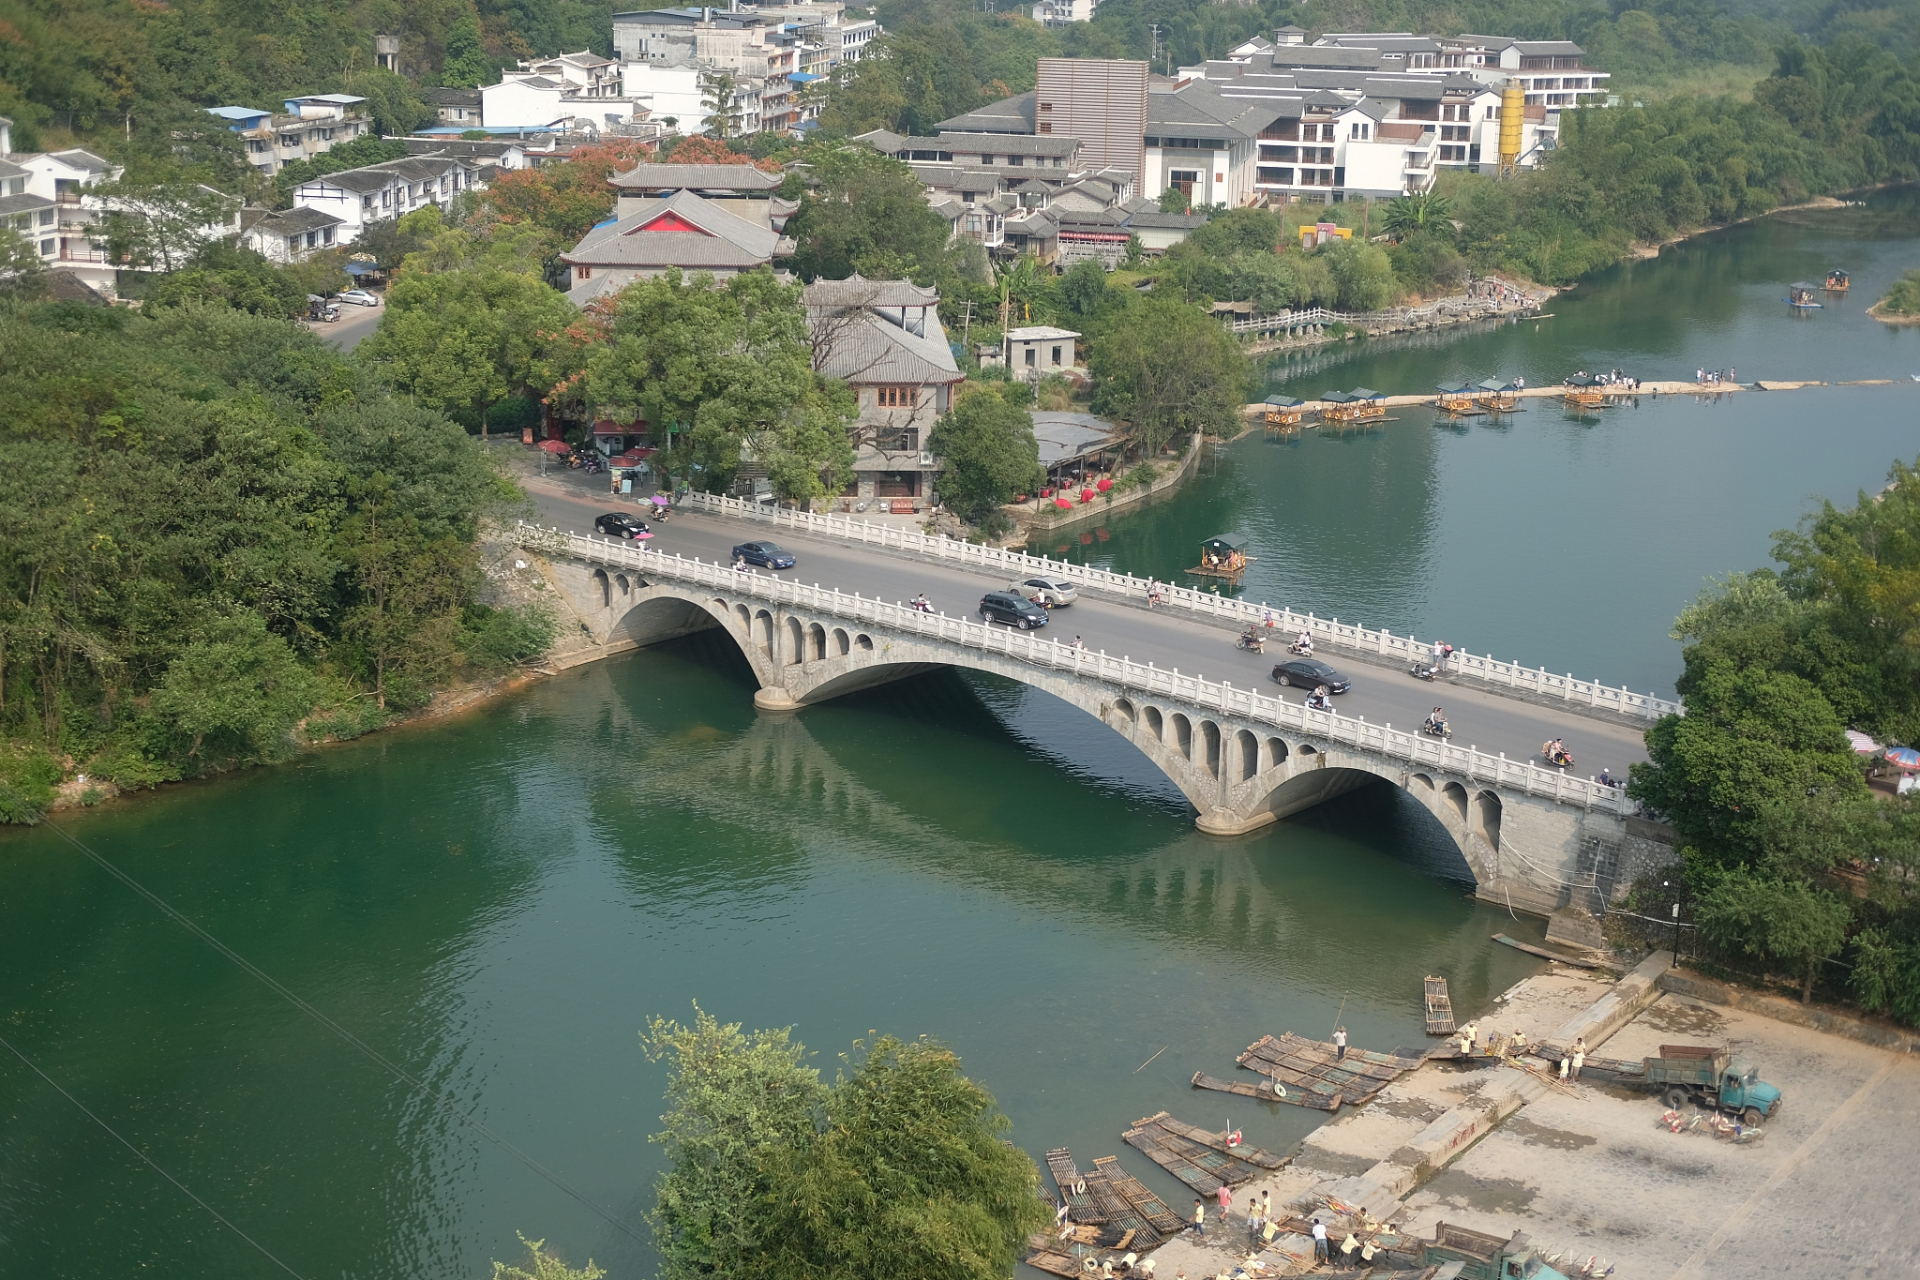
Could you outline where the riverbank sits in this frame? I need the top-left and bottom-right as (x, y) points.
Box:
(1626, 194), (1855, 260)
(1133, 947), (1920, 1280)
(1240, 275), (1556, 358)
(1867, 298), (1920, 325)
(1002, 432), (1205, 544)
(1239, 374), (1916, 420)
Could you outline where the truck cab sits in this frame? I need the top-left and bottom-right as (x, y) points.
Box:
(1718, 1057), (1782, 1119)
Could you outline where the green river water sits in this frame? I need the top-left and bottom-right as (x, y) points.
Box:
(2, 192), (1917, 1280)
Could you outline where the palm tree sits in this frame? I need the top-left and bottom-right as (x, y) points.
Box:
(699, 71), (742, 140)
(1382, 191), (1455, 240)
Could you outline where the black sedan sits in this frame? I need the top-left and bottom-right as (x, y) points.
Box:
(978, 591), (1050, 630)
(595, 512), (652, 539)
(732, 540), (795, 569)
(1270, 657), (1351, 692)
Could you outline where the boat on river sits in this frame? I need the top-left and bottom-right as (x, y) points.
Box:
(1825, 269), (1850, 292)
(1262, 393), (1307, 431)
(1786, 282), (1824, 309)
(1188, 532), (1249, 583)
(1561, 373), (1608, 409)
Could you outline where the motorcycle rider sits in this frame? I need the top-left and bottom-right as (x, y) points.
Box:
(1292, 630), (1313, 655)
(1425, 706), (1448, 735)
(910, 592), (932, 613)
(1239, 625), (1264, 653)
(1306, 685), (1332, 711)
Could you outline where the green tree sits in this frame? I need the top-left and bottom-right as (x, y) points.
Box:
(1158, 186), (1190, 214)
(641, 1006), (827, 1280)
(701, 70), (742, 139)
(490, 1234), (603, 1280)
(93, 175), (238, 272)
(1382, 191), (1455, 241)
(926, 387), (1043, 524)
(780, 145), (954, 284)
(1089, 296), (1247, 452)
(1318, 239), (1397, 311)
(753, 1035), (1050, 1280)
(440, 12), (494, 89)
(1697, 870), (1852, 1001)
(0, 227), (49, 301)
(1058, 258), (1109, 317)
(151, 608), (315, 762)
(145, 241), (306, 317)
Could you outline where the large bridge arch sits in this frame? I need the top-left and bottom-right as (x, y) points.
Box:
(533, 556), (1619, 913)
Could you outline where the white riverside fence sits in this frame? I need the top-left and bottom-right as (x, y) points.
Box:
(673, 494), (1683, 722)
(522, 523), (1638, 815)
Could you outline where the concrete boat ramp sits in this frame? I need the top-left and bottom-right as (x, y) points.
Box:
(1057, 949), (1920, 1278)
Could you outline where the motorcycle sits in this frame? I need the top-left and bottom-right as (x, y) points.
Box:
(1410, 662), (1439, 681)
(1235, 631), (1265, 653)
(909, 597), (934, 614)
(1544, 746), (1575, 768)
(1288, 638), (1314, 656)
(1422, 716), (1452, 739)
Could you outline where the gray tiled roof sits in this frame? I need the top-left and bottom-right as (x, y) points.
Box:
(938, 131), (1078, 157)
(248, 206), (345, 236)
(807, 297), (960, 387)
(0, 192), (53, 216)
(610, 162), (783, 192)
(803, 274), (939, 308)
(563, 189), (783, 269)
(1123, 210), (1209, 230)
(934, 92), (1035, 135)
(430, 87), (483, 106)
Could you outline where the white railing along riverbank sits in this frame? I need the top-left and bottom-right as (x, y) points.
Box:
(674, 494), (1683, 722)
(522, 523), (1638, 815)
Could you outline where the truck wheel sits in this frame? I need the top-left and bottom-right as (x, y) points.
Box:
(1665, 1087), (1690, 1110)
(1742, 1107), (1764, 1127)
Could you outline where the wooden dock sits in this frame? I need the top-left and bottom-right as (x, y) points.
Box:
(1237, 1032), (1426, 1109)
(1122, 1111), (1271, 1193)
(1189, 1069), (1339, 1110)
(1491, 933), (1606, 968)
(1425, 975), (1455, 1036)
(1092, 1155), (1187, 1235)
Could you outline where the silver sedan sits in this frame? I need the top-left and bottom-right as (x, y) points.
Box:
(1008, 575), (1079, 607)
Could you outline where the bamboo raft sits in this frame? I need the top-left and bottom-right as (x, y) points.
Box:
(1424, 975), (1455, 1036)
(1145, 1112), (1289, 1169)
(1092, 1155), (1186, 1235)
(1080, 1161), (1162, 1250)
(1122, 1111), (1269, 1193)
(1045, 1148), (1104, 1224)
(1237, 1033), (1426, 1109)
(1022, 1239), (1089, 1278)
(1190, 1069), (1338, 1110)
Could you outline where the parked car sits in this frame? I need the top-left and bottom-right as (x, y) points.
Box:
(339, 289), (381, 307)
(1008, 574), (1078, 607)
(732, 540), (795, 569)
(595, 512), (652, 540)
(978, 591), (1050, 630)
(1270, 657), (1351, 692)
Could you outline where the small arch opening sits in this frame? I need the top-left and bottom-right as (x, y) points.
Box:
(1236, 730), (1259, 783)
(1199, 720), (1221, 779)
(1442, 781), (1469, 827)
(592, 568), (610, 609)
(1112, 697), (1137, 728)
(1170, 713), (1193, 761)
(785, 616), (804, 666)
(1408, 772), (1435, 793)
(1266, 737), (1289, 771)
(1298, 742), (1317, 756)
(833, 627), (851, 656)
(856, 633), (874, 651)
(808, 623), (827, 662)
(1472, 790), (1503, 851)
(1143, 706), (1164, 741)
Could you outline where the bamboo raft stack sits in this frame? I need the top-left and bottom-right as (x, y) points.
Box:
(1045, 1149), (1104, 1225)
(1091, 1155), (1187, 1235)
(1236, 1032), (1426, 1110)
(1121, 1110), (1276, 1193)
(1079, 1161), (1162, 1251)
(1424, 975), (1455, 1036)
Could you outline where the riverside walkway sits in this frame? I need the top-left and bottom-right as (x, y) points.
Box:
(1242, 376), (1912, 418)
(514, 492), (1682, 913)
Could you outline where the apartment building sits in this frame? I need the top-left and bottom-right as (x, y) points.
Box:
(1031, 0), (1098, 28)
(204, 96), (370, 176)
(289, 154), (490, 245)
(430, 88), (484, 127)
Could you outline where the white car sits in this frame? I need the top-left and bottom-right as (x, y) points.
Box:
(338, 289), (381, 307)
(1008, 574), (1078, 606)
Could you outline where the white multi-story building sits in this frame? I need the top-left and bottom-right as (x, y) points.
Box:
(204, 96), (371, 177)
(1031, 0), (1096, 27)
(289, 154), (490, 246)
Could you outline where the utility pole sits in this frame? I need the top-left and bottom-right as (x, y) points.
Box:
(1149, 24), (1163, 73)
(959, 298), (975, 352)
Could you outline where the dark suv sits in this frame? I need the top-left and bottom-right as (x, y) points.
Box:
(978, 591), (1050, 630)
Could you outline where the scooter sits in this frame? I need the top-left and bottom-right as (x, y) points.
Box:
(1235, 631), (1265, 653)
(1544, 746), (1575, 768)
(1422, 716), (1452, 739)
(1288, 639), (1314, 656)
(910, 598), (934, 614)
(1410, 662), (1439, 681)
(1304, 693), (1333, 712)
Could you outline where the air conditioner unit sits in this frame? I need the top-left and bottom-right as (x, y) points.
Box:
(919, 451), (935, 466)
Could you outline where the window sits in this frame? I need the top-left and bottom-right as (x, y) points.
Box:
(1050, 345), (1062, 366)
(576, 265), (593, 280)
(1023, 348), (1036, 367)
(875, 386), (916, 408)
(39, 238), (53, 255)
(874, 426), (919, 451)
(1349, 122), (1369, 139)
(1038, 123), (1052, 134)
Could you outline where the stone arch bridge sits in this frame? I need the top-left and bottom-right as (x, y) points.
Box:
(526, 528), (1637, 915)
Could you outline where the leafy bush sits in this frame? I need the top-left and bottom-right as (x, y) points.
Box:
(0, 745), (61, 824)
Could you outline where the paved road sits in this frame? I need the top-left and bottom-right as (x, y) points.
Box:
(310, 299), (383, 351)
(518, 468), (1652, 776)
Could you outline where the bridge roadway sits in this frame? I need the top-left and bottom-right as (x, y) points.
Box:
(523, 479), (1652, 780)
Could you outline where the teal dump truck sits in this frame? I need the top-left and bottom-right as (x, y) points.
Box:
(1643, 1044), (1782, 1124)
(1416, 1223), (1570, 1280)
